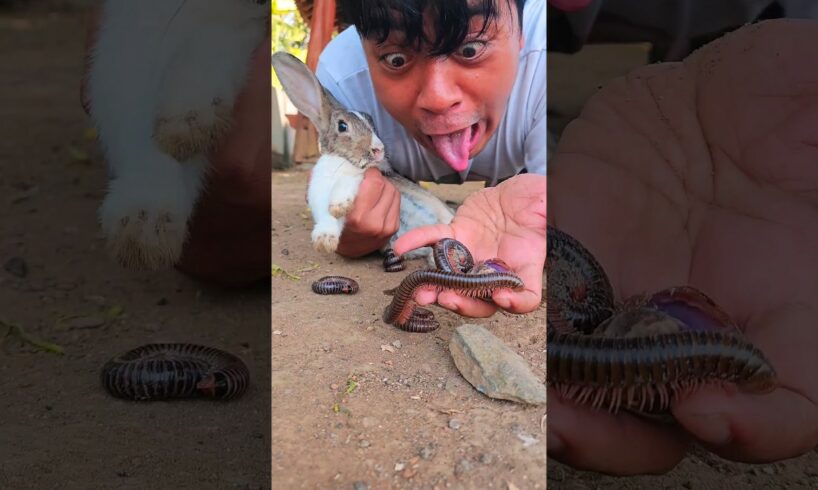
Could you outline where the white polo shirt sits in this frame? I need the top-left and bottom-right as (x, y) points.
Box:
(316, 0), (547, 185)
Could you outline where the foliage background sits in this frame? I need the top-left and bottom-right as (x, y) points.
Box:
(272, 0), (309, 88)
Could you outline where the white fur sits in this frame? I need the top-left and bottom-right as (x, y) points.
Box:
(308, 154), (366, 252)
(88, 0), (268, 269)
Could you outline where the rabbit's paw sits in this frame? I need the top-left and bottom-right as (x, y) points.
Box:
(99, 175), (193, 270)
(313, 233), (340, 254)
(329, 199), (354, 219)
(311, 220), (342, 253)
(153, 96), (232, 162)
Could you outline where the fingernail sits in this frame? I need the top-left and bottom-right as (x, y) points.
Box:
(547, 430), (565, 455)
(680, 413), (732, 446)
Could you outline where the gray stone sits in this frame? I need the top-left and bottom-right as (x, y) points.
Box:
(449, 324), (546, 405)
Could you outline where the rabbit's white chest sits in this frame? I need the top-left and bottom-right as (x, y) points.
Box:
(307, 155), (366, 253)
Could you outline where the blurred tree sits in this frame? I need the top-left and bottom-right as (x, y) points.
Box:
(272, 0), (309, 87)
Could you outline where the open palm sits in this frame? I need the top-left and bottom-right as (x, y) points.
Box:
(548, 19), (818, 474)
(393, 174), (546, 317)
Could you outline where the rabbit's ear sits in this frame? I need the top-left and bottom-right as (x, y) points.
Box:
(272, 52), (327, 131)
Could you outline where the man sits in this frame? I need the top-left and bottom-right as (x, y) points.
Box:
(314, 0), (547, 258)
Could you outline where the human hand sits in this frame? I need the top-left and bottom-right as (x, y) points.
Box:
(174, 36), (272, 285)
(393, 174), (545, 317)
(547, 19), (818, 474)
(335, 167), (401, 258)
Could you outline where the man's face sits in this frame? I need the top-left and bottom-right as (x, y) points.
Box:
(361, 1), (523, 172)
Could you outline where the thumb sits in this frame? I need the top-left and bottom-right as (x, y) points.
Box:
(673, 385), (818, 463)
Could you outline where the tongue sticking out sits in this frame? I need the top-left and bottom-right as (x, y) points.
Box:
(429, 126), (472, 172)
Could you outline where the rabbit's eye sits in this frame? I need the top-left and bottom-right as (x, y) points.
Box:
(338, 120), (348, 133)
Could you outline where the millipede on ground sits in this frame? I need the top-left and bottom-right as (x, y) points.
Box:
(101, 343), (250, 401)
(311, 276), (359, 295)
(382, 249), (405, 272)
(545, 224), (778, 417)
(383, 239), (524, 333)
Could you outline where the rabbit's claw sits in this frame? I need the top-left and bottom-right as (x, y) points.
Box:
(153, 96), (232, 162)
(99, 168), (194, 271)
(104, 210), (186, 270)
(313, 233), (340, 254)
(329, 199), (353, 218)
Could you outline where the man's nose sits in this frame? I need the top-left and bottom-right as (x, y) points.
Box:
(416, 59), (462, 115)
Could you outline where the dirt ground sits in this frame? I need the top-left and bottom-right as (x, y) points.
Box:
(271, 169), (547, 489)
(547, 42), (818, 489)
(0, 7), (270, 489)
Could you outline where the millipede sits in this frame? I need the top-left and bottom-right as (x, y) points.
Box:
(545, 225), (778, 417)
(382, 239), (524, 333)
(101, 343), (249, 401)
(382, 249), (405, 272)
(311, 276), (359, 295)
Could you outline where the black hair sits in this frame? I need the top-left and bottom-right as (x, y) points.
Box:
(338, 0), (526, 57)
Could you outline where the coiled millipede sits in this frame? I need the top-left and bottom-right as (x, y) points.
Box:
(382, 238), (524, 333)
(101, 343), (250, 401)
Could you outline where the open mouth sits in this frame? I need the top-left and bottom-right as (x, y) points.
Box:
(425, 122), (483, 172)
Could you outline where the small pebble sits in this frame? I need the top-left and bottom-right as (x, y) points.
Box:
(401, 467), (416, 479)
(391, 340), (402, 349)
(418, 445), (435, 460)
(448, 419), (462, 430)
(4, 256), (27, 278)
(394, 463), (405, 471)
(358, 440), (371, 448)
(454, 459), (473, 477)
(281, 249), (289, 256)
(352, 482), (369, 490)
(478, 453), (494, 465)
(321, 342), (331, 352)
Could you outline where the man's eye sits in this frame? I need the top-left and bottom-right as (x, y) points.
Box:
(457, 41), (487, 59)
(382, 53), (408, 68)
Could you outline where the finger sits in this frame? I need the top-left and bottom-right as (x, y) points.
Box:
(437, 291), (498, 318)
(673, 385), (818, 463)
(672, 305), (818, 462)
(393, 224), (454, 256)
(383, 185), (402, 236)
(370, 179), (398, 235)
(348, 168), (385, 221)
(414, 286), (440, 306)
(493, 261), (544, 313)
(548, 391), (690, 475)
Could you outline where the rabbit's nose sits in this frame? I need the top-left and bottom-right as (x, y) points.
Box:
(371, 147), (384, 162)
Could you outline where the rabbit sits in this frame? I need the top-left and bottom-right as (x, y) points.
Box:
(271, 52), (456, 267)
(86, 0), (269, 270)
